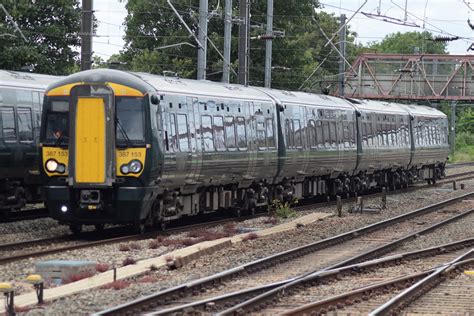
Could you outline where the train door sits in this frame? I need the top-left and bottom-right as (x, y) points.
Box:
(187, 97), (202, 185)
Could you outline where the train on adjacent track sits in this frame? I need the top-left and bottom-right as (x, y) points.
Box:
(0, 70), (59, 215)
(39, 69), (450, 233)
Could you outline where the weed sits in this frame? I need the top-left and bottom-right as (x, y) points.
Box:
(149, 264), (159, 271)
(272, 199), (297, 219)
(223, 223), (239, 236)
(15, 305), (32, 313)
(122, 257), (137, 266)
(95, 263), (110, 273)
(129, 242), (142, 250)
(148, 240), (160, 249)
(118, 244), (131, 252)
(241, 232), (259, 242)
(263, 216), (278, 225)
(164, 255), (174, 262)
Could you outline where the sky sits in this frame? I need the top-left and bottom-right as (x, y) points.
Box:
(93, 0), (474, 60)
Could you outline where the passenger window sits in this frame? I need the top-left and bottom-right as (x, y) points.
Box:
(201, 115), (214, 151)
(257, 121), (266, 149)
(293, 119), (302, 148)
(168, 113), (177, 151)
(236, 116), (247, 150)
(1, 106), (16, 142)
(17, 107), (33, 142)
(16, 90), (32, 105)
(266, 118), (275, 149)
(329, 121), (337, 149)
(322, 121), (330, 148)
(316, 121), (323, 149)
(224, 116), (236, 150)
(348, 122), (355, 148)
(214, 116), (226, 151)
(308, 120), (316, 148)
(367, 123), (373, 146)
(176, 114), (189, 152)
(285, 119), (293, 148)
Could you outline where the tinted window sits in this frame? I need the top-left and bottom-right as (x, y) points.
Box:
(177, 114), (189, 152)
(236, 116), (246, 150)
(17, 107), (33, 142)
(201, 115), (214, 151)
(1, 106), (16, 141)
(44, 100), (69, 144)
(266, 118), (275, 148)
(224, 116), (236, 149)
(214, 116), (225, 151)
(257, 121), (266, 149)
(294, 119), (302, 148)
(116, 97), (145, 146)
(17, 90), (32, 105)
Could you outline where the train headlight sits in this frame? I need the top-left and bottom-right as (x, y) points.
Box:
(120, 160), (143, 175)
(120, 164), (130, 175)
(45, 159), (66, 174)
(129, 160), (143, 173)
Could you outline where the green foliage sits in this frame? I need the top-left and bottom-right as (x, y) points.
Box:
(120, 0), (361, 92)
(0, 1), (81, 75)
(368, 31), (447, 54)
(272, 199), (297, 219)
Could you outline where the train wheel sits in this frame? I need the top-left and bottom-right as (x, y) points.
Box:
(94, 224), (104, 232)
(70, 224), (82, 235)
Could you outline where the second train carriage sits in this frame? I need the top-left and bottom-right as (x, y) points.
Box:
(0, 70), (59, 213)
(39, 69), (449, 233)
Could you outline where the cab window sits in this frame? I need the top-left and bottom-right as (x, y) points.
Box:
(116, 97), (145, 146)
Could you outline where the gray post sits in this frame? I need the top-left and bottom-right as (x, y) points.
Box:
(381, 187), (387, 209)
(80, 0), (93, 71)
(450, 101), (456, 154)
(197, 0), (208, 80)
(238, 0), (250, 85)
(264, 0), (273, 88)
(357, 196), (363, 213)
(336, 195), (342, 217)
(338, 14), (346, 96)
(222, 0), (232, 83)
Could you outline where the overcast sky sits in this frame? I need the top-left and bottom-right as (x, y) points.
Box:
(93, 0), (474, 59)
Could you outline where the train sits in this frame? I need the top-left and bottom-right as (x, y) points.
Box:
(39, 69), (449, 233)
(0, 70), (60, 215)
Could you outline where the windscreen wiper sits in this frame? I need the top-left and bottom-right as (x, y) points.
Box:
(116, 117), (131, 147)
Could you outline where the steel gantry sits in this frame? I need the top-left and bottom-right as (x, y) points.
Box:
(344, 53), (474, 101)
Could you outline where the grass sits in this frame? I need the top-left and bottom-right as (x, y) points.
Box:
(449, 132), (474, 163)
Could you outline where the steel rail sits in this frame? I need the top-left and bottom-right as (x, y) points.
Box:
(94, 192), (474, 316)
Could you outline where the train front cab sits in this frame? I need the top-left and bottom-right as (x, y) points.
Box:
(40, 77), (159, 233)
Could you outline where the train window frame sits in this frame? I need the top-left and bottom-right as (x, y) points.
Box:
(1, 106), (17, 142)
(329, 120), (337, 149)
(201, 114), (215, 152)
(176, 113), (190, 152)
(236, 116), (247, 151)
(224, 116), (236, 150)
(214, 115), (226, 151)
(17, 107), (34, 143)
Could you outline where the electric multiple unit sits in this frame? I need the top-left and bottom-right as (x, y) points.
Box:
(39, 69), (449, 233)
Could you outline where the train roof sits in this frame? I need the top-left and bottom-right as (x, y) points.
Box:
(349, 99), (410, 115)
(46, 69), (155, 94)
(0, 70), (60, 90)
(135, 72), (273, 102)
(259, 88), (354, 109)
(398, 103), (447, 119)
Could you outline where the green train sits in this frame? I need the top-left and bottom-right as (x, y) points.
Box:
(40, 69), (449, 233)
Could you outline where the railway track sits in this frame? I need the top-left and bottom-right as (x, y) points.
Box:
(446, 161), (474, 169)
(280, 248), (474, 315)
(94, 192), (474, 315)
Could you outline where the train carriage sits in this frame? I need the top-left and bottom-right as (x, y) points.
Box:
(0, 70), (59, 212)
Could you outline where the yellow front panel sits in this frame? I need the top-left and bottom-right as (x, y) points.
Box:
(42, 147), (69, 176)
(116, 148), (146, 177)
(75, 98), (106, 183)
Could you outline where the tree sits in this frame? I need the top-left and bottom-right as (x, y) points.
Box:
(0, 1), (81, 75)
(120, 0), (360, 92)
(368, 31), (447, 55)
